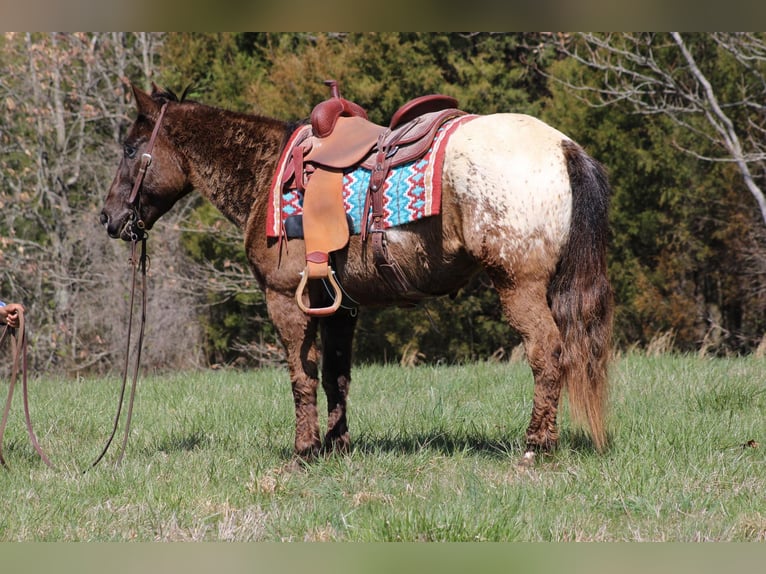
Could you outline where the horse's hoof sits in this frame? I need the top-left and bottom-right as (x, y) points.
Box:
(518, 450), (536, 468)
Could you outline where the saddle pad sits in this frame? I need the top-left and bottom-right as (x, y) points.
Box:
(266, 114), (477, 238)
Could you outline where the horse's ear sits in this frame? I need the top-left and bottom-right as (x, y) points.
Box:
(131, 84), (159, 116)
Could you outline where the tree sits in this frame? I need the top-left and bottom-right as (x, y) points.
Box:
(549, 32), (766, 225)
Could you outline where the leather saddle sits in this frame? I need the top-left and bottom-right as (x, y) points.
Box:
(282, 80), (465, 316)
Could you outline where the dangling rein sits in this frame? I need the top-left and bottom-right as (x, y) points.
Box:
(0, 307), (54, 469)
(1, 105), (164, 471)
(88, 236), (148, 470)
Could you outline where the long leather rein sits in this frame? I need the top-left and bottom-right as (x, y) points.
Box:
(88, 236), (148, 469)
(0, 307), (54, 469)
(0, 240), (148, 471)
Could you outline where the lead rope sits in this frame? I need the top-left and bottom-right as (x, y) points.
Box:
(88, 236), (148, 470)
(0, 307), (54, 469)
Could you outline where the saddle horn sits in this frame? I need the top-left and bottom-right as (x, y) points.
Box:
(311, 79), (368, 138)
(324, 79), (340, 99)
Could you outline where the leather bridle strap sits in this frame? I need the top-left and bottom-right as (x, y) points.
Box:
(0, 308), (54, 469)
(88, 236), (148, 469)
(128, 101), (169, 207)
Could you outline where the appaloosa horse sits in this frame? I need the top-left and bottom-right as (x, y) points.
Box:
(100, 84), (613, 466)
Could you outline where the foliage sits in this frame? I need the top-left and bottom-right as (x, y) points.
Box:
(179, 201), (278, 366)
(354, 275), (518, 365)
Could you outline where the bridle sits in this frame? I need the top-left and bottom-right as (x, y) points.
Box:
(125, 101), (169, 240)
(0, 307), (54, 469)
(90, 101), (168, 469)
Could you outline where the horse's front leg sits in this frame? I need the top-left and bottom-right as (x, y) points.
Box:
(265, 288), (321, 460)
(319, 308), (358, 454)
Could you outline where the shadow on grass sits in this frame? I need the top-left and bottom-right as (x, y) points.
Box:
(0, 439), (47, 467)
(351, 427), (604, 460)
(352, 429), (524, 460)
(134, 425), (605, 463)
(558, 428), (608, 456)
(153, 428), (209, 453)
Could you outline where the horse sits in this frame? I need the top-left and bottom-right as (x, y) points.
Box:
(100, 83), (614, 467)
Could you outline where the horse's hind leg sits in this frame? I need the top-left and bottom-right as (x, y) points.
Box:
(319, 308), (358, 454)
(265, 288), (321, 461)
(491, 276), (564, 463)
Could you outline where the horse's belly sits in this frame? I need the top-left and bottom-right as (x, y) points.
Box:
(444, 113), (573, 266)
(335, 219), (479, 304)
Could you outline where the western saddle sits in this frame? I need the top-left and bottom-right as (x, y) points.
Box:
(279, 80), (466, 316)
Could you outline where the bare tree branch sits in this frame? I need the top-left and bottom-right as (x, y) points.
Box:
(0, 32), (211, 376)
(670, 32), (766, 225)
(548, 32), (766, 225)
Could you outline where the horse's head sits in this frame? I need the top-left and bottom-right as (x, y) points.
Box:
(100, 84), (192, 241)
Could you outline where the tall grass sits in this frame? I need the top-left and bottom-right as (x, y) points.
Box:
(0, 355), (763, 541)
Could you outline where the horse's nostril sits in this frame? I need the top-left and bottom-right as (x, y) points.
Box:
(99, 210), (109, 226)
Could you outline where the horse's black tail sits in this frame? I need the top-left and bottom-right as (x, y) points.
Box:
(548, 140), (614, 451)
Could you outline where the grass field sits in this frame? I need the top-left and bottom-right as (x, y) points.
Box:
(0, 354), (763, 541)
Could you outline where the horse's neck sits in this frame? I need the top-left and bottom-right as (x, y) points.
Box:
(179, 105), (290, 230)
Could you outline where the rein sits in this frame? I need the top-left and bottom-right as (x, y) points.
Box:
(0, 307), (54, 469)
(90, 103), (165, 468)
(0, 244), (149, 471)
(89, 236), (148, 469)
(2, 103), (163, 471)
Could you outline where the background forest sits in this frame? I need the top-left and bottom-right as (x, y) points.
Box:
(2, 32), (765, 376)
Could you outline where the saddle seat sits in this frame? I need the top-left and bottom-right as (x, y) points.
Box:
(287, 81), (465, 316)
(303, 93), (460, 170)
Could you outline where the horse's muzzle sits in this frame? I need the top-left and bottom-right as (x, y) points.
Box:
(100, 209), (143, 241)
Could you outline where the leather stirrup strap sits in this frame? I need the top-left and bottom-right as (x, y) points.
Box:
(302, 167), (349, 279)
(294, 167), (347, 316)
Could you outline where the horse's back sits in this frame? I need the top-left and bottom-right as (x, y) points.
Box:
(444, 113), (575, 276)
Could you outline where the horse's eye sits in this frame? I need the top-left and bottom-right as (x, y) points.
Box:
(124, 144), (137, 159)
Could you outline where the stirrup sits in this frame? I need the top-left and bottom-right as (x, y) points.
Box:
(295, 266), (343, 317)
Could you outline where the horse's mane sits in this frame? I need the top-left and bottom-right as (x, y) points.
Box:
(147, 81), (298, 134)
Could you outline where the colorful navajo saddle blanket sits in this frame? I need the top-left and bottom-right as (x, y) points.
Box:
(266, 115), (476, 238)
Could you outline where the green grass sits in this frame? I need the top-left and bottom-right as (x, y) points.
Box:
(0, 355), (764, 541)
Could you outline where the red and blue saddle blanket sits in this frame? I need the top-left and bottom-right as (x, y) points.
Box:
(266, 115), (476, 238)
